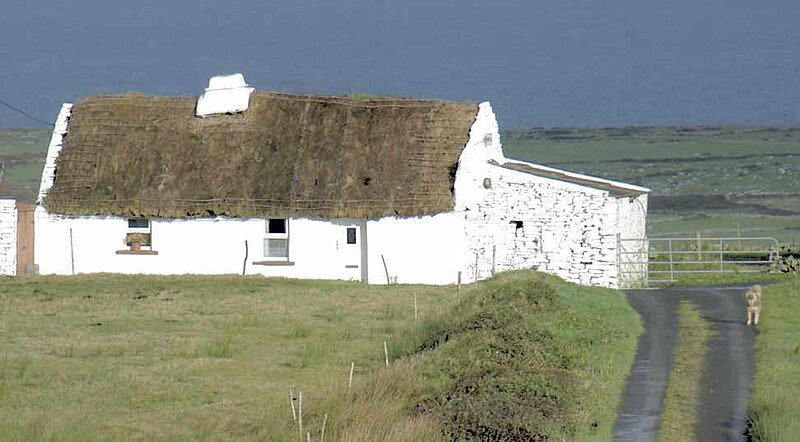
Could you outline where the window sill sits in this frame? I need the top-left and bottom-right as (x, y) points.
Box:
(253, 260), (295, 266)
(116, 250), (159, 255)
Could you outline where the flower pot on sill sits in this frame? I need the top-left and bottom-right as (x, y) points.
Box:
(130, 241), (141, 251)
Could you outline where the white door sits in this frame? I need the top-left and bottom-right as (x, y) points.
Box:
(338, 225), (361, 281)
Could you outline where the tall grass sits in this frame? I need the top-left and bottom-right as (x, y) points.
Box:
(0, 271), (641, 440)
(747, 277), (800, 442)
(285, 271), (642, 441)
(658, 302), (712, 442)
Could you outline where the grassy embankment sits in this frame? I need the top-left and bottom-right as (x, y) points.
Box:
(0, 271), (640, 441)
(657, 302), (712, 442)
(747, 277), (800, 442)
(504, 126), (800, 244)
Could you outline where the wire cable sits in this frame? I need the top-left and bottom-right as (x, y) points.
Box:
(0, 97), (53, 127)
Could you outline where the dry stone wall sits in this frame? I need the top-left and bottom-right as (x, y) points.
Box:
(464, 169), (621, 287)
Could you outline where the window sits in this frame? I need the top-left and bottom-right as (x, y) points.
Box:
(346, 227), (357, 244)
(117, 218), (157, 255)
(510, 220), (524, 237)
(267, 218), (286, 234)
(264, 218), (289, 259)
(126, 218), (151, 248)
(128, 218), (149, 229)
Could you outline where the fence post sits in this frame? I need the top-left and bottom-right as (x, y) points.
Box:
(668, 239), (674, 284)
(719, 238), (724, 272)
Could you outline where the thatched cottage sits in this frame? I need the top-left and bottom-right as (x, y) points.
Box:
(33, 74), (649, 287)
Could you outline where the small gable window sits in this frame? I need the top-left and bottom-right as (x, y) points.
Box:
(511, 220), (524, 237)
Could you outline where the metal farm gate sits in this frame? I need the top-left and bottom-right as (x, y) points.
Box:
(618, 236), (779, 288)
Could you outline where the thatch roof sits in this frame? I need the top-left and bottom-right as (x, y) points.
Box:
(44, 92), (478, 219)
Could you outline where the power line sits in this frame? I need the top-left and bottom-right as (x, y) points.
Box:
(0, 97), (53, 127)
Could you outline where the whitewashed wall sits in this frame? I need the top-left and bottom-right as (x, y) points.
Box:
(451, 102), (648, 288)
(38, 104), (72, 203)
(366, 212), (466, 285)
(461, 167), (621, 287)
(0, 199), (17, 275)
(34, 207), (470, 285)
(34, 210), (373, 280)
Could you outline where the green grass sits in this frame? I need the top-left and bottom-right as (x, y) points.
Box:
(0, 271), (641, 441)
(648, 214), (800, 244)
(658, 301), (712, 442)
(0, 129), (49, 156)
(0, 129), (49, 201)
(747, 277), (800, 442)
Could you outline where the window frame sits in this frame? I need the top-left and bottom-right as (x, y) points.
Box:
(263, 218), (290, 260)
(126, 218), (152, 250)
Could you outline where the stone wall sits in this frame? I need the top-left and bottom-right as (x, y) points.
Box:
(0, 199), (17, 275)
(452, 102), (648, 288)
(464, 168), (622, 287)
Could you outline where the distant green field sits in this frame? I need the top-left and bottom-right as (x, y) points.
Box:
(0, 129), (49, 201)
(504, 127), (800, 244)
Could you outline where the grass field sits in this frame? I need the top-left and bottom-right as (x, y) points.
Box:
(0, 129), (48, 201)
(747, 277), (800, 442)
(0, 271), (641, 441)
(504, 127), (800, 244)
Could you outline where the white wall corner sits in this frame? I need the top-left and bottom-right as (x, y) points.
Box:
(37, 103), (73, 204)
(196, 73), (255, 117)
(453, 101), (505, 211)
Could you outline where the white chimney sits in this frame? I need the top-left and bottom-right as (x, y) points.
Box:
(196, 73), (255, 117)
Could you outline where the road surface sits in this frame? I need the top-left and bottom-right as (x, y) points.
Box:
(613, 286), (757, 442)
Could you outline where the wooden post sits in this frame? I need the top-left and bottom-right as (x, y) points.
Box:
(696, 231), (702, 262)
(457, 271), (462, 299)
(320, 413), (328, 442)
(474, 253), (479, 282)
(290, 388), (297, 421)
(242, 240), (249, 276)
(414, 292), (418, 325)
(298, 390), (303, 439)
(491, 244), (496, 276)
(381, 254), (390, 285)
(384, 341), (389, 367)
(348, 362), (354, 392)
(69, 227), (75, 275)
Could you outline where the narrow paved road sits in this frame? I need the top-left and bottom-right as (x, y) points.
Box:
(613, 287), (758, 442)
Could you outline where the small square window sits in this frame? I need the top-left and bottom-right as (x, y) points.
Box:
(346, 227), (357, 245)
(267, 218), (287, 234)
(128, 218), (149, 229)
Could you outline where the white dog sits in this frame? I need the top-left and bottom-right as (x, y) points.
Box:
(745, 285), (762, 326)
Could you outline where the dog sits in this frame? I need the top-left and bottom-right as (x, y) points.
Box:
(745, 285), (762, 326)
